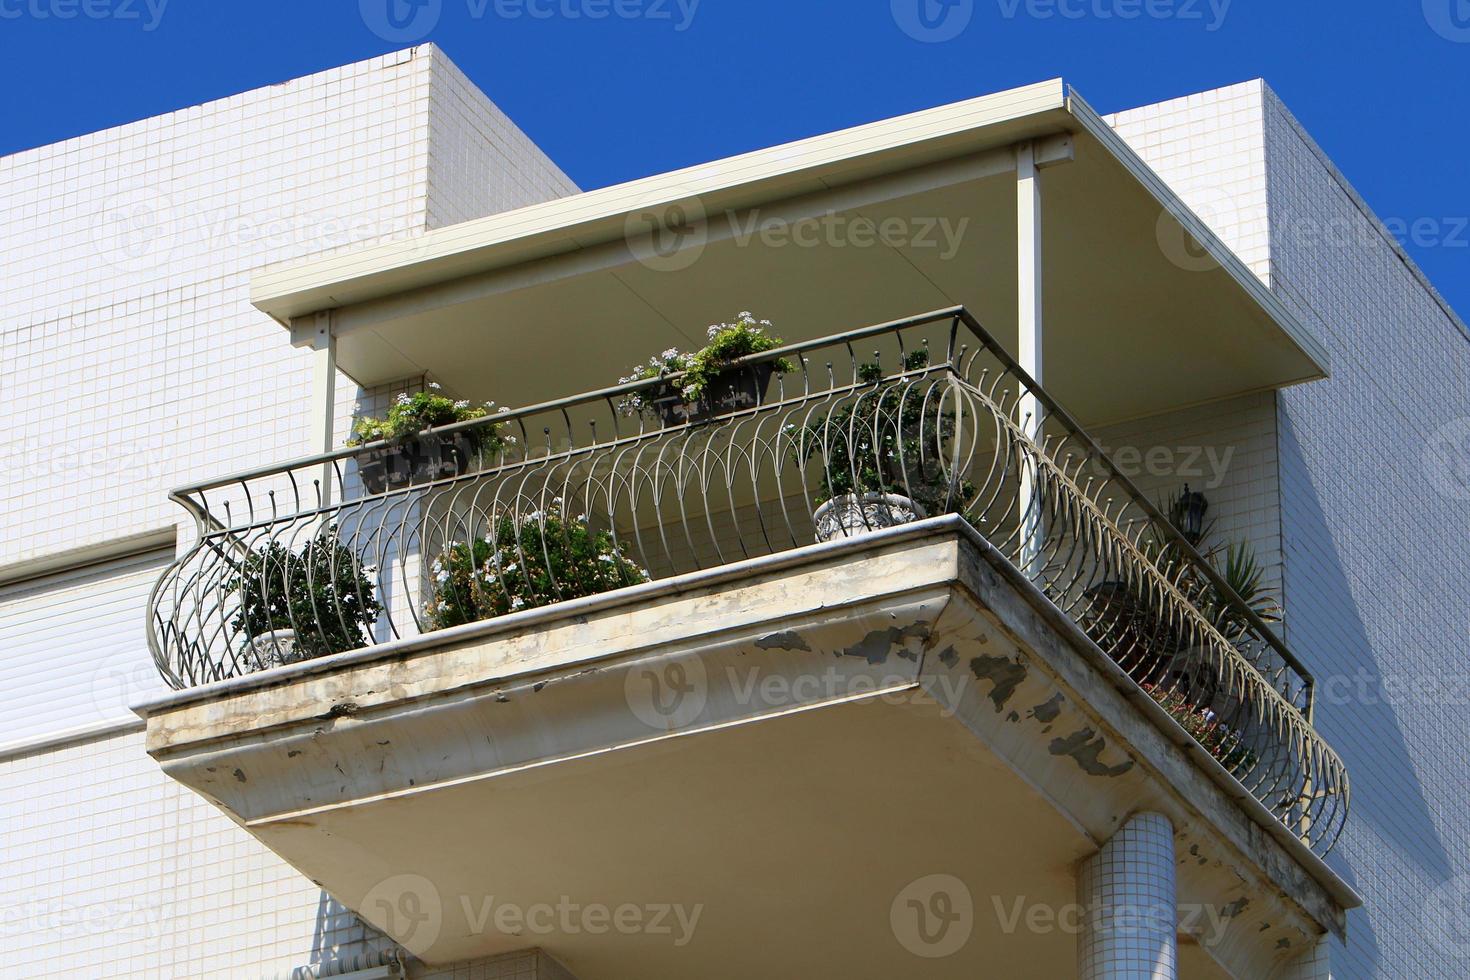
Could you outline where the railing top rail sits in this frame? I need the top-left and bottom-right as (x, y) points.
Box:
(167, 307), (972, 500)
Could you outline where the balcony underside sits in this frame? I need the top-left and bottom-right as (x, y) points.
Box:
(139, 520), (1355, 979)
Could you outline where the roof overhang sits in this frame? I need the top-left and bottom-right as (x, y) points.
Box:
(252, 79), (1328, 428)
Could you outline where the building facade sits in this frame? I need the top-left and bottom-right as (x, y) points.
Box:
(0, 47), (1465, 979)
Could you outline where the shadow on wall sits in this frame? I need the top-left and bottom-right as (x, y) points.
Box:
(1279, 413), (1460, 974)
(292, 890), (403, 979)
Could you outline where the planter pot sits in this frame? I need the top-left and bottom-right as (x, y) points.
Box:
(651, 363), (776, 428)
(813, 492), (926, 543)
(244, 629), (304, 671)
(356, 431), (479, 495)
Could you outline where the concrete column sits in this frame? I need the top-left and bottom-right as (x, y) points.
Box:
(1016, 141), (1045, 577)
(1078, 812), (1177, 980)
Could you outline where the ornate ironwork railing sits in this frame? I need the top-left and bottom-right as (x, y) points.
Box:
(147, 307), (1347, 854)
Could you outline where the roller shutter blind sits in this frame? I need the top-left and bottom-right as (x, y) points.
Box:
(0, 548), (172, 745)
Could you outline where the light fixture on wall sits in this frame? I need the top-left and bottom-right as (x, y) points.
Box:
(1171, 484), (1209, 546)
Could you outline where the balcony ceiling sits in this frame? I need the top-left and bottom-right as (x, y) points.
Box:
(251, 79), (1327, 428)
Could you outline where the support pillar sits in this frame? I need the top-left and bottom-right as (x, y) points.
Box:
(308, 310), (337, 507)
(1078, 812), (1178, 980)
(1016, 141), (1045, 577)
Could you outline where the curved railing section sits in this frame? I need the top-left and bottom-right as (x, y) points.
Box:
(147, 307), (1347, 853)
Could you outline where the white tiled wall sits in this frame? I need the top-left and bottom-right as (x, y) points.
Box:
(425, 53), (578, 229)
(0, 730), (399, 978)
(1092, 391), (1285, 617)
(1263, 89), (1470, 980)
(0, 43), (571, 574)
(1107, 80), (1273, 284)
(0, 45), (577, 979)
(1111, 79), (1470, 980)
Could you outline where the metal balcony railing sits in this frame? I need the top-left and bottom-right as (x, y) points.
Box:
(147, 307), (1348, 854)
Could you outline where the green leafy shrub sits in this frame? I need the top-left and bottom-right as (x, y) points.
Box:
(426, 502), (649, 630)
(799, 349), (974, 514)
(226, 529), (381, 659)
(617, 313), (795, 416)
(348, 382), (509, 455)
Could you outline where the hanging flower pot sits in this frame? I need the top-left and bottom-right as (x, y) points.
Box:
(355, 431), (479, 495)
(347, 385), (509, 496)
(616, 313), (794, 428)
(648, 362), (777, 428)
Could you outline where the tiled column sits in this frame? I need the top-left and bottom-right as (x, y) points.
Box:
(1077, 812), (1177, 980)
(1273, 935), (1331, 979)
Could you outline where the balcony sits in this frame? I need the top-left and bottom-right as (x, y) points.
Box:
(141, 308), (1352, 977)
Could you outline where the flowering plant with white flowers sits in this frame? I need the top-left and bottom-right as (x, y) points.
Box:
(425, 501), (649, 630)
(616, 312), (794, 417)
(348, 381), (510, 455)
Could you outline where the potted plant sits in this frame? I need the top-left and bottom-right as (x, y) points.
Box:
(347, 383), (511, 494)
(803, 349), (972, 542)
(617, 312), (795, 427)
(225, 528), (382, 670)
(425, 500), (649, 630)
(1079, 486), (1283, 724)
(1142, 683), (1256, 770)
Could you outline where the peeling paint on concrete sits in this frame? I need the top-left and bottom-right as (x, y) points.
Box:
(969, 655), (1027, 712)
(1029, 693), (1064, 724)
(1222, 898), (1250, 919)
(1048, 728), (1135, 777)
(937, 646), (958, 667)
(756, 631), (811, 652)
(232, 768), (247, 783)
(318, 702), (359, 721)
(841, 623), (931, 665)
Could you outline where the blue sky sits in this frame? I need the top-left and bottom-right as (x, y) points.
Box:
(2, 0), (1466, 317)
